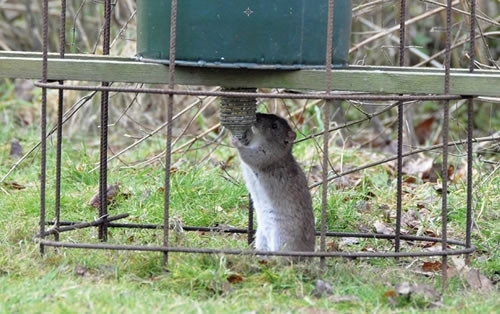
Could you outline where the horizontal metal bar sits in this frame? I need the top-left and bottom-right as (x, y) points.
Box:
(34, 82), (465, 100)
(43, 213), (129, 236)
(38, 239), (475, 258)
(1, 52), (499, 97)
(45, 221), (469, 246)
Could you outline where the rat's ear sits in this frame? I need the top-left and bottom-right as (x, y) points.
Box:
(285, 130), (296, 144)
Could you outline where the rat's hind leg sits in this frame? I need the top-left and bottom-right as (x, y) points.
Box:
(254, 228), (269, 251)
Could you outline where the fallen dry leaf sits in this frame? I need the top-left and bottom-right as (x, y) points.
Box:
(327, 240), (340, 252)
(227, 273), (244, 284)
(450, 162), (467, 183)
(220, 155), (235, 170)
(88, 183), (125, 209)
(2, 181), (26, 190)
(414, 117), (435, 145)
(422, 261), (442, 272)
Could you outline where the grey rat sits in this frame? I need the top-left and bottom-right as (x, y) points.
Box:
(232, 113), (315, 252)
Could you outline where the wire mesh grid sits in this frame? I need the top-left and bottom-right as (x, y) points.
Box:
(35, 0), (479, 289)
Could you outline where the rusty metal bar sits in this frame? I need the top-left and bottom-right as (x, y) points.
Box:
(395, 0), (407, 257)
(247, 194), (255, 245)
(54, 0), (67, 243)
(441, 0), (453, 289)
(320, 0), (335, 270)
(39, 0), (49, 255)
(38, 239), (475, 258)
(43, 220), (476, 246)
(466, 0), (476, 266)
(97, 0), (112, 242)
(163, 0), (178, 268)
(43, 213), (129, 236)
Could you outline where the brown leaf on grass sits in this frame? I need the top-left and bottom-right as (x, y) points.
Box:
(89, 183), (127, 209)
(10, 138), (23, 159)
(2, 181), (26, 190)
(414, 117), (435, 145)
(422, 261), (442, 272)
(384, 289), (398, 305)
(293, 112), (305, 125)
(220, 155), (235, 170)
(450, 162), (467, 183)
(403, 176), (417, 183)
(227, 273), (244, 284)
(327, 240), (340, 252)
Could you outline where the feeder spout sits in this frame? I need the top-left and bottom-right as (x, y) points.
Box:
(219, 88), (257, 141)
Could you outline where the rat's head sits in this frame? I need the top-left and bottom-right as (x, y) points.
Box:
(232, 113), (296, 168)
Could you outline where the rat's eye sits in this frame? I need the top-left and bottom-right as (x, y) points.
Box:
(271, 123), (278, 129)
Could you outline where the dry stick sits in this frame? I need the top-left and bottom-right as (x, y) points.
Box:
(350, 0), (460, 54)
(175, 97), (220, 158)
(70, 0), (91, 53)
(421, 0), (500, 26)
(308, 135), (500, 189)
(295, 101), (401, 144)
(110, 9), (136, 49)
(134, 98), (323, 169)
(42, 213), (130, 236)
(358, 17), (443, 68)
(0, 91), (98, 185)
(131, 124), (221, 169)
(415, 31), (500, 67)
(89, 88), (220, 172)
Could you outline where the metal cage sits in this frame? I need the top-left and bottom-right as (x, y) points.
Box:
(22, 0), (489, 290)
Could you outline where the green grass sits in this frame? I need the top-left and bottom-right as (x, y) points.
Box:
(1, 82), (499, 313)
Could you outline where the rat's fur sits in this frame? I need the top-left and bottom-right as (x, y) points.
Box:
(232, 113), (315, 252)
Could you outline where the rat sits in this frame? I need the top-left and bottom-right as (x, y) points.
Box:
(231, 113), (315, 253)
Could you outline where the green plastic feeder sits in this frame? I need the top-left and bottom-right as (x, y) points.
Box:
(136, 0), (352, 69)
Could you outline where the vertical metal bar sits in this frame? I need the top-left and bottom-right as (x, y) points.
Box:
(40, 0), (49, 255)
(395, 0), (407, 256)
(163, 0), (178, 268)
(320, 0), (334, 270)
(466, 0), (476, 266)
(98, 0), (112, 241)
(441, 0), (453, 290)
(247, 194), (254, 245)
(54, 0), (67, 242)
